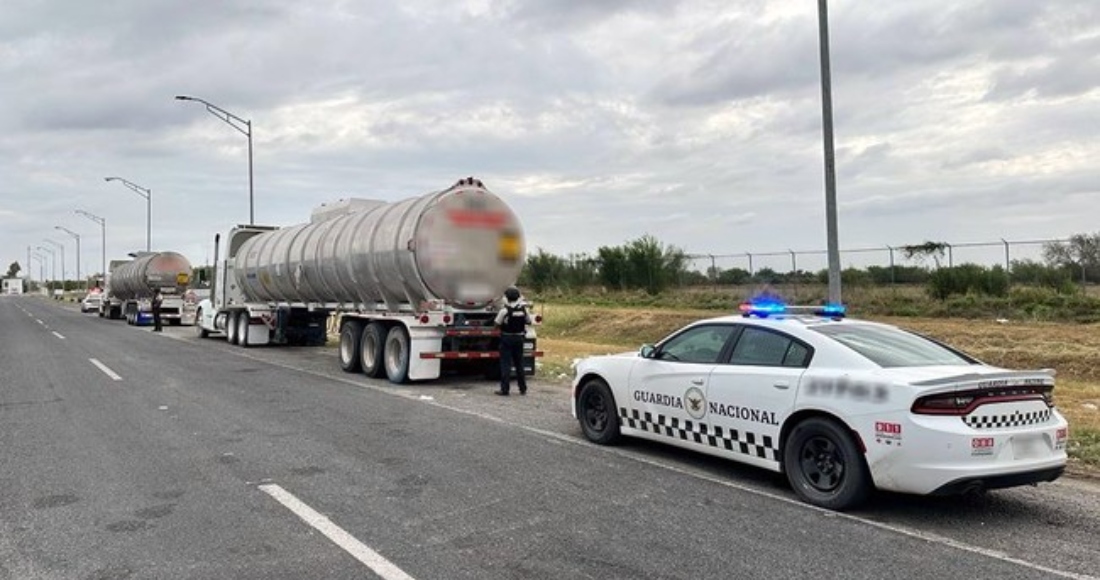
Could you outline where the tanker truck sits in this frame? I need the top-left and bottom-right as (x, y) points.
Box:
(193, 177), (541, 384)
(100, 252), (193, 325)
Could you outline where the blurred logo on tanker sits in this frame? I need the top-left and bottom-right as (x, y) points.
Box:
(448, 209), (508, 229)
(177, 273), (190, 285)
(498, 231), (521, 263)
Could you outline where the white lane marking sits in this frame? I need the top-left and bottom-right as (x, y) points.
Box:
(89, 358), (123, 381)
(259, 484), (416, 580)
(222, 349), (1095, 580)
(51, 331), (65, 340)
(36, 319), (44, 325)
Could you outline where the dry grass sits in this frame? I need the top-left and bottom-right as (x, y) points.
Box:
(536, 303), (1100, 470)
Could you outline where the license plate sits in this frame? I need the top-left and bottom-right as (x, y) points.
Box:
(1011, 434), (1048, 460)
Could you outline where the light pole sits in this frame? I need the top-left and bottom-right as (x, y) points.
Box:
(44, 239), (65, 289)
(175, 95), (254, 225)
(56, 226), (82, 290)
(76, 210), (106, 287)
(818, 0), (842, 305)
(36, 245), (55, 290)
(30, 253), (44, 286)
(104, 177), (151, 251)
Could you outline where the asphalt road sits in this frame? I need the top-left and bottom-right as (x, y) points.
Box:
(2, 295), (1098, 580)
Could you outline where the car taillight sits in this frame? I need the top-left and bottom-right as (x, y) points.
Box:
(911, 385), (1053, 416)
(911, 394), (977, 415)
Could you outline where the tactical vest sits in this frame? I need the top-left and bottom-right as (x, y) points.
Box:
(502, 305), (526, 334)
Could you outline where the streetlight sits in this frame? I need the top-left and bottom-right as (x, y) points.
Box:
(30, 253), (45, 285)
(56, 226), (82, 290)
(76, 210), (106, 287)
(175, 95), (254, 224)
(44, 239), (65, 288)
(36, 245), (56, 289)
(818, 0), (841, 305)
(104, 177), (151, 251)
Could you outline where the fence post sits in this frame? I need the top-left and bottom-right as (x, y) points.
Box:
(887, 245), (895, 284)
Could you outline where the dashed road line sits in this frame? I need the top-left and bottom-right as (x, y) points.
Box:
(259, 483), (416, 580)
(51, 331), (65, 340)
(89, 358), (122, 381)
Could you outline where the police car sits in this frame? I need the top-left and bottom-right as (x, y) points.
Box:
(571, 300), (1069, 510)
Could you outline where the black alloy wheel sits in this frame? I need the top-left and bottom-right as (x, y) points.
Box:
(577, 379), (621, 445)
(783, 417), (871, 511)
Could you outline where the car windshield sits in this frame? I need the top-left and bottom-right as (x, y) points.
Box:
(810, 323), (977, 368)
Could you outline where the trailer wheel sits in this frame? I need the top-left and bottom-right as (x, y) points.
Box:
(383, 325), (410, 384)
(226, 312), (239, 345)
(236, 312), (251, 347)
(361, 322), (386, 379)
(339, 321), (363, 373)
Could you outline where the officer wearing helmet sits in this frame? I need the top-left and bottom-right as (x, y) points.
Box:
(494, 286), (532, 395)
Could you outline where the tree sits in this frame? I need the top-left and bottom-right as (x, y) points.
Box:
(902, 241), (949, 269)
(5, 261), (20, 278)
(1043, 233), (1100, 283)
(521, 248), (570, 292)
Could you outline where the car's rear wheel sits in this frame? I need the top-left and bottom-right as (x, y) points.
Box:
(577, 378), (621, 445)
(783, 417), (871, 511)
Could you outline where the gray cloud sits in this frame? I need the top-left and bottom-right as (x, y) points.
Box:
(1, 0), (1098, 281)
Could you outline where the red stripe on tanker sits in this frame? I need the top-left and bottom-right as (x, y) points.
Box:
(233, 182), (526, 307)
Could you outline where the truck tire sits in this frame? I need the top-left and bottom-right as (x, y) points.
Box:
(339, 321), (363, 373)
(195, 309), (209, 338)
(226, 312), (239, 345)
(360, 322), (386, 379)
(383, 325), (410, 384)
(236, 312), (251, 347)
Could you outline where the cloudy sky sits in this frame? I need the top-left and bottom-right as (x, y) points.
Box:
(2, 0), (1098, 281)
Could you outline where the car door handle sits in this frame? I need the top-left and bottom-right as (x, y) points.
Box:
(691, 379), (704, 386)
(773, 381), (790, 390)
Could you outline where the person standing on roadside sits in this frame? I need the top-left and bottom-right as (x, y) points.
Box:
(152, 289), (164, 332)
(494, 286), (532, 396)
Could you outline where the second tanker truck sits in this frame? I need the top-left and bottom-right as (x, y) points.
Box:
(194, 177), (541, 384)
(100, 252), (194, 325)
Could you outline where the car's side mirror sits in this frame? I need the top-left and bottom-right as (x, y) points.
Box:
(640, 344), (656, 358)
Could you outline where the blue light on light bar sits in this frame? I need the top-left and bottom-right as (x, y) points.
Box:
(739, 299), (847, 318)
(739, 299), (787, 317)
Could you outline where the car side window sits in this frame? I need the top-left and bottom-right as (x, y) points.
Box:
(656, 324), (736, 364)
(730, 327), (811, 368)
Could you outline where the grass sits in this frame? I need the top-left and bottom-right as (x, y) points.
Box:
(532, 301), (1100, 473)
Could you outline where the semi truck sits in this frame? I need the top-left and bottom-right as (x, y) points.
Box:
(193, 177), (541, 384)
(100, 252), (194, 325)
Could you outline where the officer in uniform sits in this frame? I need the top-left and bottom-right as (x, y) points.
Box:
(494, 286), (532, 396)
(151, 289), (164, 332)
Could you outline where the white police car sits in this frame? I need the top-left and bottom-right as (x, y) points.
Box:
(571, 301), (1069, 510)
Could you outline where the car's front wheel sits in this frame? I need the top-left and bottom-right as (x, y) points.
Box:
(783, 417), (871, 511)
(577, 378), (621, 445)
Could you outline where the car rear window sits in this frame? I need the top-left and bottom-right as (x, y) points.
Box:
(810, 323), (977, 368)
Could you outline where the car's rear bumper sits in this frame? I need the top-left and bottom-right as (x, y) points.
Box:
(929, 465), (1065, 495)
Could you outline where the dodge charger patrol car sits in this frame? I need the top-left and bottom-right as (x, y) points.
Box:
(571, 301), (1068, 510)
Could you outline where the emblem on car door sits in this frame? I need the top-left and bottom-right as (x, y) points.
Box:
(684, 387), (707, 420)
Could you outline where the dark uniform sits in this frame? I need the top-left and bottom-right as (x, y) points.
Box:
(152, 290), (164, 332)
(494, 286), (531, 396)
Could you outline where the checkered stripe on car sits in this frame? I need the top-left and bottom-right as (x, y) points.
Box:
(964, 408), (1052, 430)
(619, 408), (779, 461)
